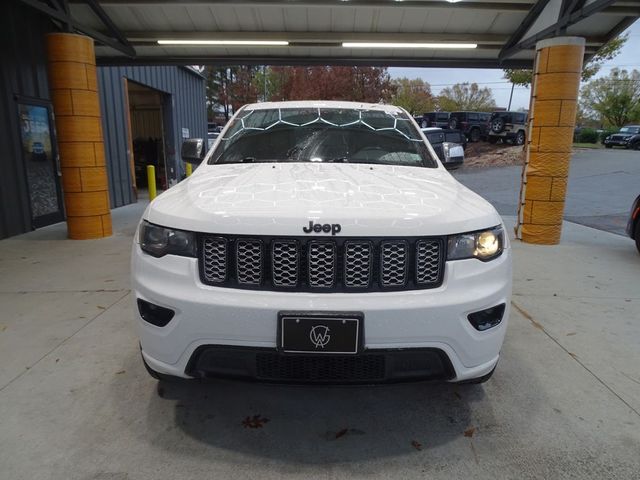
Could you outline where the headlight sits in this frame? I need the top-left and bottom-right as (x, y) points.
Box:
(139, 221), (196, 258)
(447, 226), (504, 262)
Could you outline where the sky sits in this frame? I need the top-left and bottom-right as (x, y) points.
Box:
(388, 21), (640, 111)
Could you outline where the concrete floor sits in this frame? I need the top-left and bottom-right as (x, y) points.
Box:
(1, 197), (639, 479)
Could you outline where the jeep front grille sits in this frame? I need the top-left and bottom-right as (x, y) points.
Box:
(199, 235), (444, 292)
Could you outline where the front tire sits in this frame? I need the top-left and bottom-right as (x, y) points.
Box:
(515, 131), (526, 145)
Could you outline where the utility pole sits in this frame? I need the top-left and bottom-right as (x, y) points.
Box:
(507, 83), (515, 111)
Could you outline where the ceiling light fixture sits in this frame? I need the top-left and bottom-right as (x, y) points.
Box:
(342, 42), (477, 49)
(157, 40), (289, 46)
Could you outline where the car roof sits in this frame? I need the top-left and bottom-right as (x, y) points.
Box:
(241, 100), (404, 114)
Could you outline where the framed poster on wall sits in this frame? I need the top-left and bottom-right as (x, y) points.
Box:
(16, 97), (65, 228)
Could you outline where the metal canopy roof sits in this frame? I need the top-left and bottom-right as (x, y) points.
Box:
(22, 0), (640, 68)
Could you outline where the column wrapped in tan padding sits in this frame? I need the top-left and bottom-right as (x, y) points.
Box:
(47, 33), (112, 239)
(516, 37), (585, 244)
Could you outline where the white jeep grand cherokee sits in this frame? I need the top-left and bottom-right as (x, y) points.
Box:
(132, 101), (511, 384)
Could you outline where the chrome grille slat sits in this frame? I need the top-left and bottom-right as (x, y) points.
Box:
(272, 240), (299, 287)
(416, 240), (441, 285)
(202, 237), (227, 283)
(236, 240), (263, 285)
(200, 235), (443, 291)
(344, 241), (372, 288)
(380, 241), (408, 287)
(308, 241), (336, 288)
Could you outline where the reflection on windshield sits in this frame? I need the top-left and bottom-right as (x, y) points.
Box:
(209, 108), (437, 168)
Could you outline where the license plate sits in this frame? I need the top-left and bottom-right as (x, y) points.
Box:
(278, 312), (362, 354)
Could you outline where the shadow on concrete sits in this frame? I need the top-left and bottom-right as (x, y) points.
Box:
(145, 376), (484, 464)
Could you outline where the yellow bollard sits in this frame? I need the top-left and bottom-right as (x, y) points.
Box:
(185, 162), (193, 177)
(147, 165), (157, 200)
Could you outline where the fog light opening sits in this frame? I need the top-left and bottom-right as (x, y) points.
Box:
(137, 299), (175, 327)
(468, 304), (506, 331)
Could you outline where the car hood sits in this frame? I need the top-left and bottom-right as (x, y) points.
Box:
(146, 163), (502, 236)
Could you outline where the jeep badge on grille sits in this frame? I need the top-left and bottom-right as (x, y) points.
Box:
(303, 221), (341, 235)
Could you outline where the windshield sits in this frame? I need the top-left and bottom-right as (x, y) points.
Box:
(208, 107), (438, 168)
(620, 126), (639, 134)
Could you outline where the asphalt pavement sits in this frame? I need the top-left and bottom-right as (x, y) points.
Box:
(453, 148), (640, 235)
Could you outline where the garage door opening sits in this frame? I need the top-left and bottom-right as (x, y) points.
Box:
(125, 80), (171, 195)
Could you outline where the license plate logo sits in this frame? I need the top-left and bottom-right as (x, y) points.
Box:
(309, 325), (331, 349)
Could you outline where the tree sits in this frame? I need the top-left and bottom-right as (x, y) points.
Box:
(204, 67), (233, 121)
(266, 66), (395, 103)
(503, 33), (628, 88)
(390, 78), (435, 115)
(579, 68), (640, 127)
(437, 83), (496, 111)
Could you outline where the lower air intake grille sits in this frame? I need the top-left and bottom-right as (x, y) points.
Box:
(256, 353), (386, 382)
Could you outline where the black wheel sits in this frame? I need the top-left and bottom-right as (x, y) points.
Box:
(633, 142), (640, 151)
(605, 144), (613, 149)
(457, 366), (496, 385)
(635, 221), (640, 254)
(470, 128), (481, 143)
(488, 136), (498, 144)
(448, 118), (458, 130)
(491, 117), (505, 133)
(515, 131), (526, 145)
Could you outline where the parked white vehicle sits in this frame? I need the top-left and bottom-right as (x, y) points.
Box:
(132, 101), (512, 384)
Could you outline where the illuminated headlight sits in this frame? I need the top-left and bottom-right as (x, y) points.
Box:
(139, 221), (196, 258)
(447, 226), (504, 262)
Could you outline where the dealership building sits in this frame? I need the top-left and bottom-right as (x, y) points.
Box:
(0, 1), (206, 240)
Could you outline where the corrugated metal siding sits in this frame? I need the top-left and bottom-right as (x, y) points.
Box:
(0, 2), (52, 239)
(97, 66), (207, 208)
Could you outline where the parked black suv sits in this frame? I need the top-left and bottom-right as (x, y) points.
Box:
(603, 125), (640, 150)
(419, 111), (450, 129)
(447, 111), (491, 142)
(488, 111), (528, 145)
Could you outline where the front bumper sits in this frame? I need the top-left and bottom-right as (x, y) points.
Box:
(132, 244), (512, 383)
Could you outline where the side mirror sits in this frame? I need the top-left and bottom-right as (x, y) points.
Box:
(181, 138), (205, 165)
(442, 142), (464, 170)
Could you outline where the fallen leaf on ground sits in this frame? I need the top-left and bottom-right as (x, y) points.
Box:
(411, 440), (422, 451)
(566, 332), (577, 336)
(242, 414), (270, 429)
(96, 305), (106, 310)
(0, 325), (6, 332)
(115, 370), (125, 375)
(335, 428), (348, 439)
(568, 352), (578, 359)
(464, 427), (476, 438)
